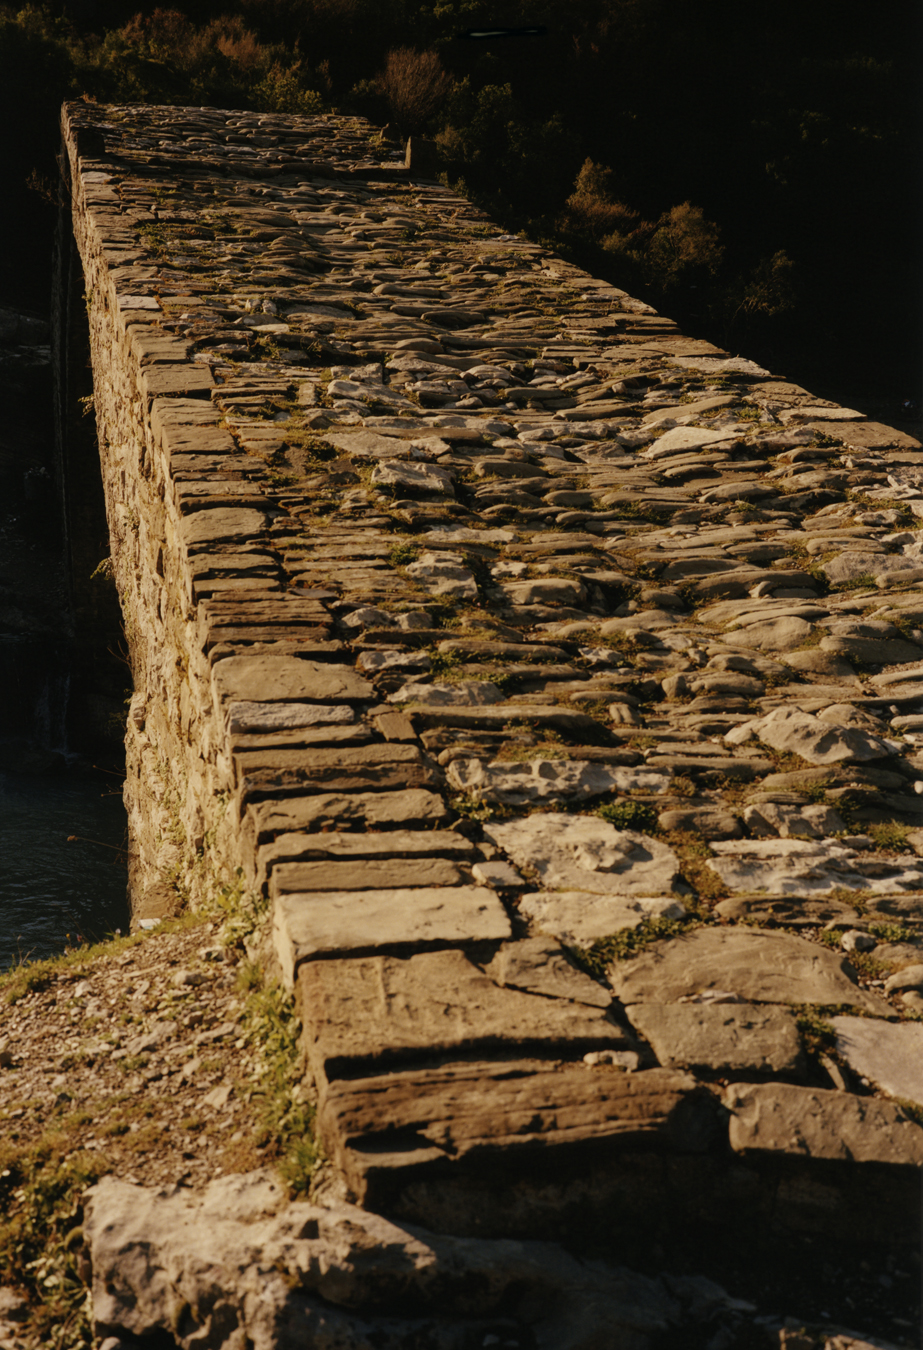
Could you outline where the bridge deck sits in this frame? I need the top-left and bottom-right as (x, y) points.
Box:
(63, 101), (923, 1244)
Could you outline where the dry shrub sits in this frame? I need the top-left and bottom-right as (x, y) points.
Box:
(376, 46), (453, 132)
(120, 8), (192, 59)
(561, 157), (648, 244)
(644, 201), (724, 282)
(120, 10), (267, 76)
(215, 23), (264, 73)
(560, 159), (724, 294)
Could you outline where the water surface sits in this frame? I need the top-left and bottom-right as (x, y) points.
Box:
(0, 765), (129, 970)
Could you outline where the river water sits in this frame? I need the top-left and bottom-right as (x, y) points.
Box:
(0, 765), (129, 970)
(0, 308), (130, 972)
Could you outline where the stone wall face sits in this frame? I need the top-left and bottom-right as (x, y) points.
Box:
(61, 100), (923, 1251)
(64, 138), (232, 916)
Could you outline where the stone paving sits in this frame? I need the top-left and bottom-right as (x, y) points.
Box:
(62, 98), (923, 1287)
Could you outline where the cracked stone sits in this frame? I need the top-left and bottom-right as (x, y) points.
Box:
(448, 758), (671, 805)
(607, 926), (889, 1014)
(626, 1003), (803, 1074)
(484, 813), (681, 896)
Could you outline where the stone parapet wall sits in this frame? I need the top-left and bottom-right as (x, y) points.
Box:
(62, 99), (923, 1261)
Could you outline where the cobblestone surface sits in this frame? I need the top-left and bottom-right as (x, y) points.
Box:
(53, 100), (923, 1345)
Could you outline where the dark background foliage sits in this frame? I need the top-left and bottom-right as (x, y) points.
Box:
(3, 0), (920, 415)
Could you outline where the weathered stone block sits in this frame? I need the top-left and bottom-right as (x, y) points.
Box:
(213, 656), (373, 704)
(319, 1060), (717, 1200)
(608, 926), (890, 1015)
(626, 1003), (803, 1074)
(273, 887), (510, 985)
(724, 1082), (923, 1165)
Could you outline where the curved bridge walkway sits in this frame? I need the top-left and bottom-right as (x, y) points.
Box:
(63, 101), (923, 1267)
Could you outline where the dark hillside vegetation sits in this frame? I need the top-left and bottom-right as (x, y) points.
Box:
(1, 0), (919, 414)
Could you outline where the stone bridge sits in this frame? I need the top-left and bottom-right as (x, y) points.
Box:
(59, 100), (922, 1341)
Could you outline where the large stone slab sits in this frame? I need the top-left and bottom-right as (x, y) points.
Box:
(519, 891), (687, 946)
(178, 507), (269, 551)
(83, 1172), (681, 1348)
(370, 460), (455, 494)
(226, 701), (355, 733)
(213, 656), (372, 704)
(262, 828), (474, 863)
(257, 827), (474, 889)
(831, 1016), (923, 1107)
(705, 838), (923, 896)
(246, 790), (450, 842)
(405, 552), (478, 598)
(822, 550), (922, 585)
(713, 895), (862, 928)
(270, 856), (463, 894)
(726, 706), (893, 765)
(810, 419), (922, 450)
(607, 926), (890, 1014)
(273, 887), (510, 985)
(325, 429), (418, 459)
(140, 362), (214, 399)
(626, 1003), (803, 1074)
(390, 679), (506, 706)
(485, 813), (681, 896)
(236, 742), (439, 795)
(450, 759), (671, 805)
(724, 1082), (923, 1165)
(319, 1060), (716, 1198)
(646, 426), (737, 454)
(297, 949), (630, 1078)
(479, 938), (613, 1008)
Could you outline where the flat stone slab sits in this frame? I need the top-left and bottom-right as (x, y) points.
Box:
(390, 679), (506, 706)
(647, 426), (737, 454)
(724, 1082), (923, 1165)
(727, 706), (893, 765)
(448, 759), (671, 804)
(479, 938), (613, 1008)
(297, 949), (631, 1078)
(236, 742), (439, 795)
(626, 1003), (803, 1074)
(519, 891), (687, 947)
(262, 828), (475, 863)
(485, 814), (681, 896)
(714, 895), (861, 928)
(226, 701), (355, 733)
(178, 507), (268, 551)
(82, 1172), (680, 1349)
(705, 838), (923, 896)
(273, 887), (511, 985)
(370, 460), (454, 494)
(319, 1060), (714, 1199)
(831, 1015), (923, 1107)
(325, 429), (418, 459)
(270, 856), (464, 894)
(405, 552), (478, 598)
(214, 656), (372, 704)
(246, 789), (450, 842)
(823, 551), (923, 585)
(607, 926), (890, 1014)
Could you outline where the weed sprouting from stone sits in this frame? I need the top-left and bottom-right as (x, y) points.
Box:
(237, 966), (320, 1196)
(866, 821), (912, 852)
(596, 799), (657, 832)
(795, 1006), (838, 1058)
(575, 914), (698, 980)
(388, 541), (421, 567)
(0, 1139), (106, 1348)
